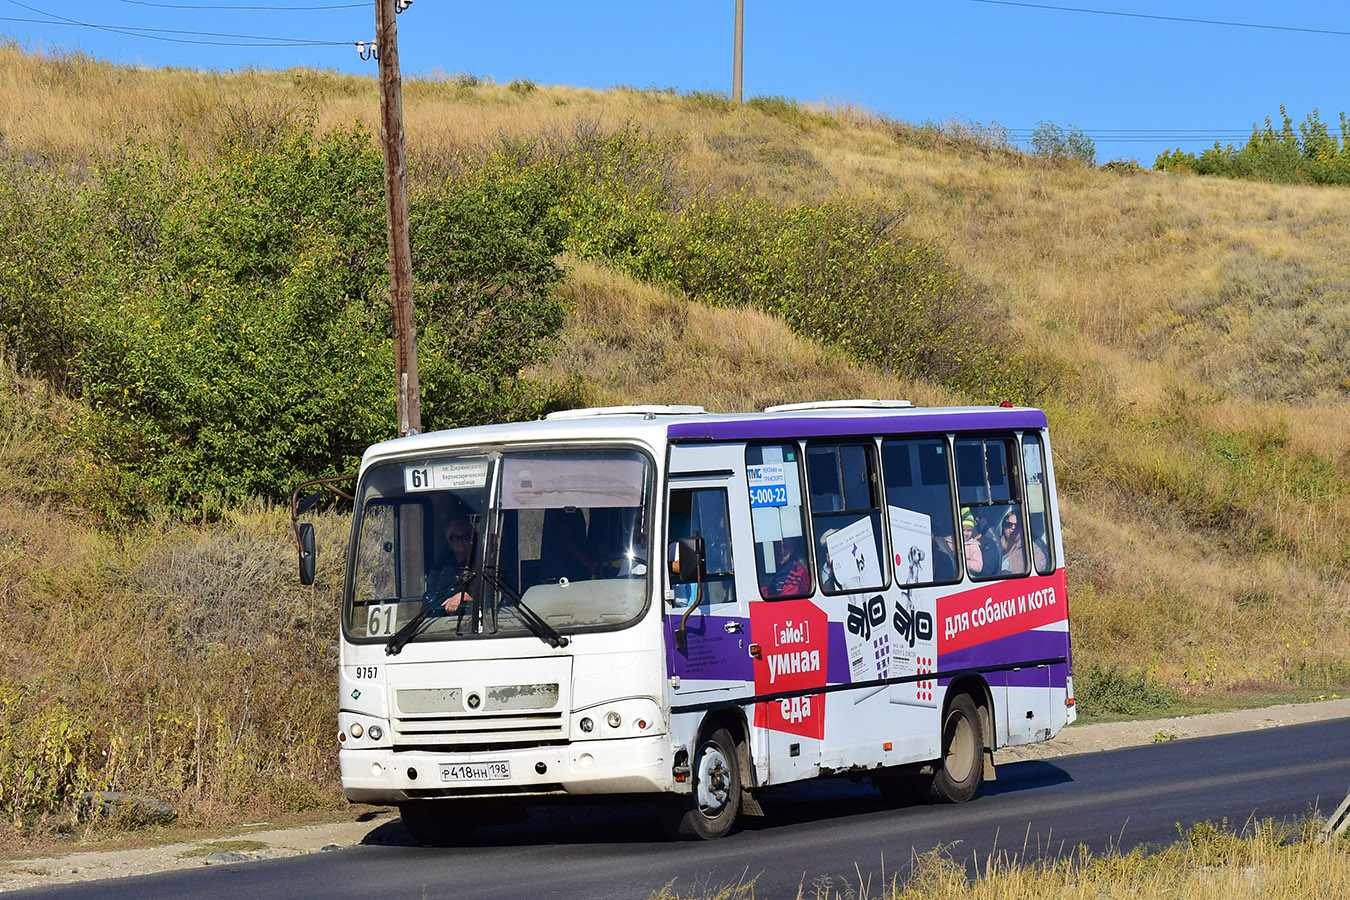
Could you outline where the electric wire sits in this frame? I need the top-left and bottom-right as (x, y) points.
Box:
(2, 0), (355, 46)
(114, 0), (365, 9)
(963, 0), (1350, 38)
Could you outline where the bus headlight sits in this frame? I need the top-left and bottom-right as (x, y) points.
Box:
(350, 723), (364, 739)
(368, 725), (383, 740)
(572, 700), (661, 740)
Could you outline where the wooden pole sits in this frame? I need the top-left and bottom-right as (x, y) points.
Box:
(732, 0), (744, 103)
(376, 0), (421, 436)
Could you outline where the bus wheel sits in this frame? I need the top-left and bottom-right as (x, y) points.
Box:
(932, 693), (983, 803)
(399, 800), (476, 846)
(661, 727), (742, 840)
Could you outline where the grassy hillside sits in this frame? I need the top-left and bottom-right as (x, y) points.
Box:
(1, 45), (1347, 840)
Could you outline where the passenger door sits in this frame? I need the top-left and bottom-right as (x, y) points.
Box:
(663, 444), (755, 705)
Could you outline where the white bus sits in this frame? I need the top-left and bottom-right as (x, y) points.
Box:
(316, 400), (1074, 841)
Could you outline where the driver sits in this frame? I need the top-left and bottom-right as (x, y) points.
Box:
(427, 519), (475, 613)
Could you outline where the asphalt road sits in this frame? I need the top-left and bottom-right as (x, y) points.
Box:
(15, 718), (1349, 900)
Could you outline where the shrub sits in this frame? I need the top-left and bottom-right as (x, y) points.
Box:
(0, 114), (573, 518)
(1152, 106), (1350, 185)
(410, 151), (570, 428)
(1030, 121), (1096, 166)
(531, 123), (1041, 402)
(1075, 662), (1175, 716)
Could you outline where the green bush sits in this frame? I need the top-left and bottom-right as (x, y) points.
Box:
(532, 124), (1040, 402)
(661, 197), (1036, 400)
(0, 117), (571, 518)
(411, 151), (570, 428)
(1030, 121), (1096, 166)
(1076, 662), (1175, 716)
(1152, 107), (1350, 185)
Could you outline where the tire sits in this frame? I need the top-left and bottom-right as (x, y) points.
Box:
(931, 692), (984, 803)
(398, 800), (477, 846)
(660, 727), (742, 840)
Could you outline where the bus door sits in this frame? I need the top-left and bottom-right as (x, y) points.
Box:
(663, 444), (754, 710)
(743, 442), (825, 785)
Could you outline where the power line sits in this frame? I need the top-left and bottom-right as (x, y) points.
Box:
(963, 0), (1350, 38)
(3, 0), (354, 46)
(114, 0), (365, 9)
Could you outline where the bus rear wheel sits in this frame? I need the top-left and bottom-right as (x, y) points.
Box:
(931, 693), (983, 803)
(399, 800), (477, 846)
(661, 727), (741, 840)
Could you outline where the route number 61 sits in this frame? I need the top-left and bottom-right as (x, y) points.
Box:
(367, 603), (397, 636)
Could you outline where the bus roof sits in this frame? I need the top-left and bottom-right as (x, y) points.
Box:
(360, 403), (1048, 468)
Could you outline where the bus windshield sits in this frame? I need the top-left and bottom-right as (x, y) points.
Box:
(345, 447), (653, 644)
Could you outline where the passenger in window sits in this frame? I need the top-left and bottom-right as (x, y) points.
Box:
(960, 508), (984, 576)
(930, 534), (958, 582)
(762, 537), (810, 598)
(975, 509), (1004, 577)
(999, 510), (1045, 574)
(428, 519), (475, 613)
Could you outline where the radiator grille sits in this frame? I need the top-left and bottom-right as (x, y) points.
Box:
(394, 683), (565, 744)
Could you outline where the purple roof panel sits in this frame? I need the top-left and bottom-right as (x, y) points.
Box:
(667, 408), (1048, 442)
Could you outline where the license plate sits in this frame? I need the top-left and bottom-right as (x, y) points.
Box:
(440, 761), (511, 782)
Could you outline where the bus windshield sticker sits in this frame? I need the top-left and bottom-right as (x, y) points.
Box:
(888, 506), (934, 585)
(403, 460), (489, 493)
(747, 463), (787, 508)
(499, 456), (645, 509)
(824, 517), (882, 591)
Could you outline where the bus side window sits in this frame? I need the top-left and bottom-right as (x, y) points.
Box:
(806, 442), (887, 594)
(746, 444), (813, 600)
(955, 436), (1027, 580)
(881, 437), (959, 585)
(667, 487), (736, 606)
(1021, 433), (1054, 575)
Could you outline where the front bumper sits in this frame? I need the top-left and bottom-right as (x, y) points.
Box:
(341, 734), (673, 804)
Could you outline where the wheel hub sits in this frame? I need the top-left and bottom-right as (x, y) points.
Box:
(696, 747), (731, 813)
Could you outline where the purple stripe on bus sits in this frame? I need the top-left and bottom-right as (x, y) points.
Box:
(665, 614), (755, 682)
(827, 622), (850, 683)
(667, 409), (1048, 442)
(1005, 663), (1069, 689)
(939, 628), (1070, 674)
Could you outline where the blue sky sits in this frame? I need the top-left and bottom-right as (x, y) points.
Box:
(3, 1), (1348, 162)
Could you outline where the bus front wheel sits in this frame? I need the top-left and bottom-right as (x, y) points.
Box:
(661, 727), (742, 840)
(931, 692), (984, 803)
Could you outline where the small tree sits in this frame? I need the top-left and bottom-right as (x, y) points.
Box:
(1030, 121), (1096, 166)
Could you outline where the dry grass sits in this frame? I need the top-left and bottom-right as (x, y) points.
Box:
(887, 822), (1350, 900)
(653, 822), (1350, 900)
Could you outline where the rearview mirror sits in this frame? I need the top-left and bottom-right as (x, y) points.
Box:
(298, 522), (316, 585)
(674, 535), (704, 584)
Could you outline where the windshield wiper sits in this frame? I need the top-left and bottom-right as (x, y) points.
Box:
(480, 566), (570, 649)
(385, 568), (474, 656)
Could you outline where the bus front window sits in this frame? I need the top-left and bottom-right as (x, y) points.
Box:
(344, 448), (652, 644)
(346, 456), (489, 641)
